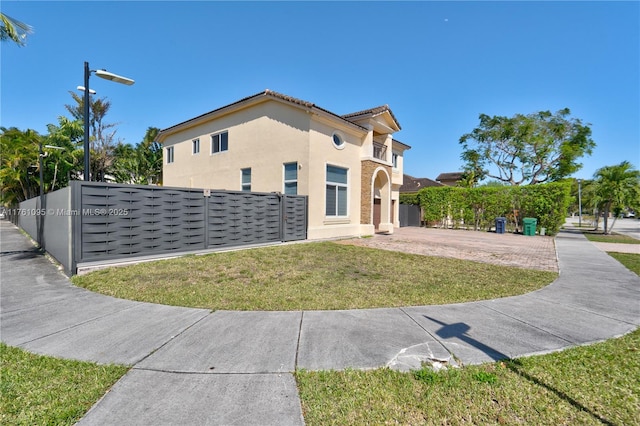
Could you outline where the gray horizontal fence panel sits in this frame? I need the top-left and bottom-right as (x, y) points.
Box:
(74, 182), (307, 269)
(207, 192), (281, 247)
(79, 184), (206, 261)
(283, 196), (307, 241)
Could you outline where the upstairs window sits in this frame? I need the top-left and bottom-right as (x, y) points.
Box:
(332, 132), (345, 149)
(284, 162), (298, 195)
(392, 152), (399, 169)
(241, 168), (251, 192)
(192, 138), (200, 154)
(166, 146), (174, 164)
(211, 131), (229, 154)
(326, 165), (348, 216)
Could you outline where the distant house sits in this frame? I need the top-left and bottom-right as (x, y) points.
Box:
(399, 174), (443, 193)
(436, 172), (464, 187)
(156, 90), (411, 240)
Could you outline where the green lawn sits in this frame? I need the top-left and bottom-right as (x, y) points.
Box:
(72, 242), (557, 311)
(297, 328), (640, 425)
(609, 252), (640, 275)
(296, 250), (640, 425)
(583, 232), (640, 244)
(0, 344), (128, 425)
(5, 243), (639, 424)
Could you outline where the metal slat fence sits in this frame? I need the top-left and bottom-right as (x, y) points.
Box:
(16, 181), (307, 274)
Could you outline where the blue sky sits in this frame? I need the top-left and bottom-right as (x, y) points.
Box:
(2, 1), (639, 181)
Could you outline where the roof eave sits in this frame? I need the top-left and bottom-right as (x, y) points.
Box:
(156, 90), (368, 143)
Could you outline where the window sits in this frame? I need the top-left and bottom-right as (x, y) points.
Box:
(211, 131), (229, 154)
(241, 168), (251, 192)
(166, 146), (174, 164)
(326, 165), (348, 216)
(284, 162), (298, 195)
(392, 152), (399, 169)
(192, 139), (200, 154)
(332, 132), (345, 149)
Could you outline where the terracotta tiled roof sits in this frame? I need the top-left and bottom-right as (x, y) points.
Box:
(400, 174), (443, 193)
(342, 105), (402, 130)
(158, 90), (376, 138)
(392, 138), (411, 150)
(436, 172), (464, 182)
(342, 105), (390, 118)
(263, 89), (316, 108)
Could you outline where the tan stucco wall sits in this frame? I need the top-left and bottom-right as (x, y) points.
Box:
(161, 98), (404, 240)
(306, 116), (367, 239)
(163, 102), (311, 192)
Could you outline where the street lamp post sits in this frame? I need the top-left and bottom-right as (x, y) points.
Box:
(578, 179), (582, 228)
(82, 61), (134, 181)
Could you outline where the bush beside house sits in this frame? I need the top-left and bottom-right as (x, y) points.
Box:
(406, 181), (571, 235)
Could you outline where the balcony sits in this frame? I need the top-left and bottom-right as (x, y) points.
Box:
(373, 143), (387, 161)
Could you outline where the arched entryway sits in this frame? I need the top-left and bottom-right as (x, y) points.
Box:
(371, 168), (392, 233)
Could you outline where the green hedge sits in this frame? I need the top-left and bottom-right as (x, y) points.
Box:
(414, 182), (571, 235)
(399, 193), (420, 206)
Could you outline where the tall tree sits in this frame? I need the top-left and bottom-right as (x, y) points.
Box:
(460, 108), (595, 185)
(0, 13), (33, 46)
(0, 127), (41, 205)
(138, 127), (163, 185)
(0, 123), (84, 207)
(592, 161), (640, 234)
(44, 117), (85, 189)
(111, 127), (162, 185)
(65, 92), (119, 181)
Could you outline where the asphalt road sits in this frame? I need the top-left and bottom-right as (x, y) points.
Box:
(610, 217), (640, 240)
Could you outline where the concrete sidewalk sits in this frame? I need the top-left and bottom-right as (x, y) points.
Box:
(1, 220), (639, 425)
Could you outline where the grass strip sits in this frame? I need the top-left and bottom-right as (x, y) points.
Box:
(296, 328), (640, 425)
(583, 232), (639, 244)
(72, 242), (557, 311)
(0, 344), (128, 425)
(609, 252), (640, 275)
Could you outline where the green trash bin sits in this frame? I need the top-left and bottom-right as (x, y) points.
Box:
(523, 218), (537, 236)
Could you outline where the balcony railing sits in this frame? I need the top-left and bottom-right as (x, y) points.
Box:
(373, 143), (387, 161)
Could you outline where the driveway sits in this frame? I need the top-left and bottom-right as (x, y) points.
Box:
(337, 227), (558, 272)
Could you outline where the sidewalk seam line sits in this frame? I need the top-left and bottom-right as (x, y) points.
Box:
(7, 303), (147, 346)
(133, 311), (213, 367)
(477, 302), (574, 344)
(293, 311), (304, 371)
(527, 294), (640, 326)
(131, 367), (294, 375)
(398, 307), (463, 367)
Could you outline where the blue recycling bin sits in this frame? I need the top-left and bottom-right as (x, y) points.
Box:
(495, 217), (506, 234)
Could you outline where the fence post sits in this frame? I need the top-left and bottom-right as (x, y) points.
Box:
(278, 192), (285, 242)
(203, 188), (210, 250)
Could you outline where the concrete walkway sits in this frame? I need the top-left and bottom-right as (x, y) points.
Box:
(1, 220), (639, 425)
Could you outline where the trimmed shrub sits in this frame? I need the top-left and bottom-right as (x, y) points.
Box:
(416, 181), (571, 235)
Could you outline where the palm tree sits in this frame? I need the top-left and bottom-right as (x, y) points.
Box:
(592, 161), (640, 234)
(0, 13), (33, 46)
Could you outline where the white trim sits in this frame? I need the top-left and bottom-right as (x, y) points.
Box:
(325, 162), (349, 218)
(166, 146), (174, 164)
(210, 130), (229, 155)
(283, 162), (298, 195)
(331, 131), (346, 150)
(241, 167), (251, 192)
(370, 166), (391, 227)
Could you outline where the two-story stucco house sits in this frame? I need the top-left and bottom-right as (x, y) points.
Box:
(156, 90), (410, 240)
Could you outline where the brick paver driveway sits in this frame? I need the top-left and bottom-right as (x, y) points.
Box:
(338, 227), (558, 272)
